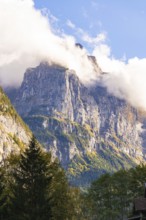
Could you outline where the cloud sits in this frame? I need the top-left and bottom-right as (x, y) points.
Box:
(66, 20), (76, 29)
(66, 19), (106, 47)
(0, 0), (99, 87)
(82, 33), (106, 46)
(93, 44), (146, 109)
(1, 0), (146, 111)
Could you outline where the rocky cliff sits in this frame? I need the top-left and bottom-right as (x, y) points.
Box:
(7, 63), (146, 185)
(0, 87), (31, 161)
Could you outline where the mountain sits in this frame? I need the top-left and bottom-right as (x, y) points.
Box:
(0, 87), (31, 161)
(6, 62), (146, 185)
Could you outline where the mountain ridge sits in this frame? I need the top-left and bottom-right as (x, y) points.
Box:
(6, 63), (146, 185)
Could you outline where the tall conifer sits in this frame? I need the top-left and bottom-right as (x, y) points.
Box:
(11, 136), (52, 220)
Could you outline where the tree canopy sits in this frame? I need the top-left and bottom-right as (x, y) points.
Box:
(0, 136), (83, 220)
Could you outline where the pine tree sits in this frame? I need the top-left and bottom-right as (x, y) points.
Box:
(50, 162), (71, 220)
(1, 136), (83, 220)
(0, 167), (7, 220)
(11, 136), (52, 220)
(0, 164), (12, 220)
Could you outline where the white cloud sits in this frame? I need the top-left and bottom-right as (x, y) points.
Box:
(66, 20), (76, 29)
(0, 0), (99, 87)
(82, 33), (106, 46)
(41, 8), (59, 25)
(1, 0), (146, 111)
(93, 44), (146, 109)
(66, 19), (106, 47)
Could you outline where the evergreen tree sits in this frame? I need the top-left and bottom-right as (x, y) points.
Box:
(0, 137), (84, 220)
(111, 170), (131, 220)
(0, 163), (13, 220)
(49, 160), (79, 220)
(128, 164), (146, 198)
(11, 136), (52, 220)
(87, 165), (146, 219)
(0, 166), (7, 220)
(88, 171), (132, 220)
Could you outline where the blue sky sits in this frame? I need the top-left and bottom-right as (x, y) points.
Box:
(34, 0), (146, 59)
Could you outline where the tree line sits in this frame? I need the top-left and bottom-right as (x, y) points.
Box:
(87, 164), (146, 220)
(0, 136), (85, 220)
(0, 136), (146, 220)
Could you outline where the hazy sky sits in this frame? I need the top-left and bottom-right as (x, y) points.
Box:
(34, 0), (146, 59)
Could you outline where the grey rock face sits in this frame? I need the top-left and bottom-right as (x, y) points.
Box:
(9, 63), (145, 184)
(15, 64), (99, 126)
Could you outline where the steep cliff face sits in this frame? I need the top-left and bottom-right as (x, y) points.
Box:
(0, 87), (31, 161)
(9, 63), (145, 184)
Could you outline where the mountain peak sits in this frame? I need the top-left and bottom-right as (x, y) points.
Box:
(7, 63), (145, 185)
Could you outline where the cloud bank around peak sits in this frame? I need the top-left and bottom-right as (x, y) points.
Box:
(93, 44), (146, 110)
(0, 0), (98, 87)
(66, 20), (146, 110)
(1, 0), (146, 110)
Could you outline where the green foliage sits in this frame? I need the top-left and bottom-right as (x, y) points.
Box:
(1, 135), (146, 219)
(87, 164), (146, 220)
(0, 87), (30, 135)
(0, 136), (84, 220)
(10, 136), (52, 220)
(0, 166), (10, 220)
(128, 164), (146, 197)
(50, 162), (75, 220)
(0, 154), (20, 220)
